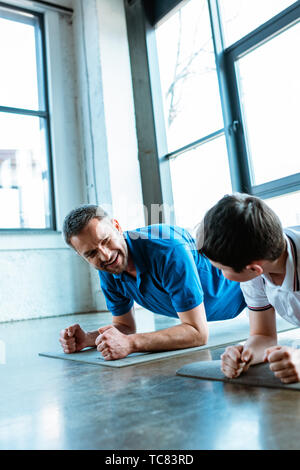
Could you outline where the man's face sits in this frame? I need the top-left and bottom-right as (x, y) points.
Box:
(209, 260), (260, 283)
(70, 218), (129, 274)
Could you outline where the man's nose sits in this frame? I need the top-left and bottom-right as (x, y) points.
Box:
(97, 245), (111, 262)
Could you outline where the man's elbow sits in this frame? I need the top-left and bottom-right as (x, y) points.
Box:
(197, 330), (209, 346)
(192, 325), (209, 346)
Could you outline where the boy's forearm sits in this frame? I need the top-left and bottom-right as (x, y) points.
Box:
(244, 334), (277, 364)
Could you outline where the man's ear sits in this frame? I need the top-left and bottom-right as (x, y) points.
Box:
(245, 262), (264, 276)
(112, 218), (123, 234)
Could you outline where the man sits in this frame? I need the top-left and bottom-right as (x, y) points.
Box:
(59, 204), (246, 360)
(199, 193), (300, 383)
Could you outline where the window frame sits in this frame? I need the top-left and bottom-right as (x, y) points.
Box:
(221, 0), (300, 199)
(0, 1), (56, 231)
(132, 0), (300, 215)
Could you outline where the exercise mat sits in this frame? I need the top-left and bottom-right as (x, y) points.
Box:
(39, 314), (295, 368)
(176, 360), (300, 390)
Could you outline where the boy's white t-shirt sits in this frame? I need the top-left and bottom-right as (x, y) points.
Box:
(241, 230), (300, 327)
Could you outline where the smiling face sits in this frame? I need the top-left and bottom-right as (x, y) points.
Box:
(70, 217), (129, 274)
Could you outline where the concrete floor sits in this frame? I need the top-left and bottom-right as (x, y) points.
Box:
(1, 310), (300, 450)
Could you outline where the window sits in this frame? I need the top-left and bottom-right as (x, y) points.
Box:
(0, 4), (54, 229)
(155, 0), (230, 228)
(219, 0), (296, 47)
(223, 0), (300, 223)
(151, 0), (300, 227)
(156, 0), (224, 153)
(235, 22), (300, 186)
(169, 135), (232, 228)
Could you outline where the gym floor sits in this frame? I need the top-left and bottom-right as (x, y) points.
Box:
(1, 310), (300, 450)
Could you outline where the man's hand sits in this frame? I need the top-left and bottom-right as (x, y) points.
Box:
(59, 323), (90, 353)
(95, 325), (133, 361)
(221, 345), (253, 378)
(264, 345), (300, 383)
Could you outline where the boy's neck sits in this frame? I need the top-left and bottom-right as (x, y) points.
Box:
(263, 242), (288, 285)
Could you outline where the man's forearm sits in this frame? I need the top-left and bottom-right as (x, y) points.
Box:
(113, 323), (136, 335)
(86, 323), (135, 348)
(85, 330), (99, 347)
(128, 323), (207, 353)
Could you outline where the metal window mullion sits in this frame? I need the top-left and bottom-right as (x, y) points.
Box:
(208, 0), (251, 193)
(34, 13), (47, 112)
(0, 1), (73, 16)
(252, 173), (300, 199)
(39, 11), (56, 230)
(0, 5), (35, 24)
(166, 128), (224, 160)
(222, 46), (252, 193)
(0, 105), (48, 118)
(225, 1), (300, 61)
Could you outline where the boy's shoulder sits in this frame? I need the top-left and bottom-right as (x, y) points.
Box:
(284, 227), (300, 259)
(284, 227), (300, 244)
(284, 227), (300, 282)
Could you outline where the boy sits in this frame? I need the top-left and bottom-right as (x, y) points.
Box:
(198, 193), (300, 383)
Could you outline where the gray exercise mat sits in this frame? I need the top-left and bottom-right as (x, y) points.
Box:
(176, 360), (300, 391)
(39, 348), (154, 367)
(39, 315), (296, 368)
(39, 346), (234, 368)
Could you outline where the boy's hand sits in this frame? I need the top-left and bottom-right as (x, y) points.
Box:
(221, 344), (253, 378)
(59, 323), (89, 353)
(264, 345), (300, 383)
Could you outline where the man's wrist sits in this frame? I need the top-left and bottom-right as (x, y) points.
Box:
(85, 330), (99, 348)
(128, 333), (138, 354)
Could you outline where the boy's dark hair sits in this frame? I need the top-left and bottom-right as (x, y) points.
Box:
(63, 204), (109, 246)
(199, 193), (285, 272)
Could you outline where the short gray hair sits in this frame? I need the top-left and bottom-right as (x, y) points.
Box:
(62, 204), (109, 246)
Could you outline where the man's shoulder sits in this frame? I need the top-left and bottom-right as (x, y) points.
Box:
(126, 225), (198, 271)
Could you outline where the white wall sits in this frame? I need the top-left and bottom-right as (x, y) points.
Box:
(0, 0), (144, 321)
(72, 0), (144, 229)
(95, 0), (144, 230)
(72, 0), (144, 310)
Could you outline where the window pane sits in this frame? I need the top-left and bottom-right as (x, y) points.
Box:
(170, 135), (232, 229)
(0, 113), (51, 228)
(266, 191), (300, 227)
(236, 21), (300, 186)
(0, 8), (43, 110)
(219, 0), (296, 47)
(155, 0), (224, 153)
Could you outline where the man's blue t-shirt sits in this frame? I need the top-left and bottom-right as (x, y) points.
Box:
(98, 224), (246, 321)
